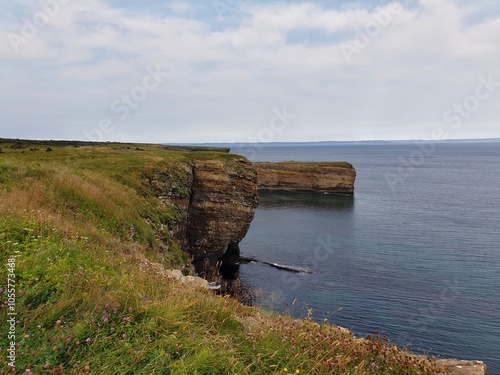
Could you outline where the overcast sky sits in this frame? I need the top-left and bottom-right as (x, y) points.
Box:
(0, 0), (499, 143)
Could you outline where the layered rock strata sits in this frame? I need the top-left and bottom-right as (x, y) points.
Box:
(255, 161), (356, 195)
(147, 156), (259, 267)
(186, 159), (259, 265)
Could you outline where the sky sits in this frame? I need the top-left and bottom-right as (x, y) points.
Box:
(0, 0), (499, 143)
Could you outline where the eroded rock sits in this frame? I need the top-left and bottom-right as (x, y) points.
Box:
(186, 158), (259, 265)
(437, 359), (487, 375)
(255, 161), (356, 195)
(146, 156), (259, 267)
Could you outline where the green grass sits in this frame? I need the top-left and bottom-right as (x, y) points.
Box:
(0, 141), (449, 374)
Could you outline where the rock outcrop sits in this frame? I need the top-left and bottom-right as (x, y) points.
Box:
(255, 161), (356, 195)
(147, 156), (259, 268)
(437, 359), (487, 375)
(148, 159), (354, 266)
(186, 159), (259, 265)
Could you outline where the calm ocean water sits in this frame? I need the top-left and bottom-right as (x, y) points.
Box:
(230, 142), (500, 372)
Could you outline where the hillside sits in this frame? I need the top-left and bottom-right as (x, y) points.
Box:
(0, 140), (456, 374)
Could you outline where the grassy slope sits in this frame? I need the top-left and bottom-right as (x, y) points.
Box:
(0, 141), (449, 374)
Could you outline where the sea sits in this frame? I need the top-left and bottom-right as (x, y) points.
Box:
(225, 141), (500, 373)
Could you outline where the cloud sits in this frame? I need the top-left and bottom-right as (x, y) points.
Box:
(0, 0), (499, 142)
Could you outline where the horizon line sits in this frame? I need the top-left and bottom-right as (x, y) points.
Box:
(172, 137), (500, 145)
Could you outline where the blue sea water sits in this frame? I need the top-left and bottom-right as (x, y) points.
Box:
(232, 142), (500, 373)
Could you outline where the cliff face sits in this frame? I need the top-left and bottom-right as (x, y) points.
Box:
(186, 159), (259, 265)
(255, 162), (356, 195)
(148, 156), (259, 267)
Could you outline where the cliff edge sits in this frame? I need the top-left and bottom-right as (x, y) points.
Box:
(255, 161), (356, 195)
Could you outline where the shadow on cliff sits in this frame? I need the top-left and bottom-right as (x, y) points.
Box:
(257, 190), (355, 211)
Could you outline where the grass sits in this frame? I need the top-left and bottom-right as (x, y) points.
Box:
(0, 140), (450, 374)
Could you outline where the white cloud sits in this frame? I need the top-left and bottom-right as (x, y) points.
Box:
(0, 0), (499, 142)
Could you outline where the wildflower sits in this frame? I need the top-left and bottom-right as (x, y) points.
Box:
(86, 338), (91, 343)
(296, 370), (300, 374)
(283, 368), (288, 373)
(84, 365), (90, 371)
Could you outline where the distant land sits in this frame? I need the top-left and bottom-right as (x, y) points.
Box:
(168, 138), (500, 148)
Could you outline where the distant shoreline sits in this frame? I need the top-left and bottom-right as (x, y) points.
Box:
(169, 138), (500, 147)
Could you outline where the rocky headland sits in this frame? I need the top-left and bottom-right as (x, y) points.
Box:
(145, 156), (259, 268)
(255, 161), (356, 195)
(146, 158), (357, 267)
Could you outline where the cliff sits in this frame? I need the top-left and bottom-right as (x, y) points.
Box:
(255, 161), (356, 195)
(149, 160), (355, 265)
(152, 159), (354, 266)
(186, 159), (258, 266)
(146, 156), (259, 267)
